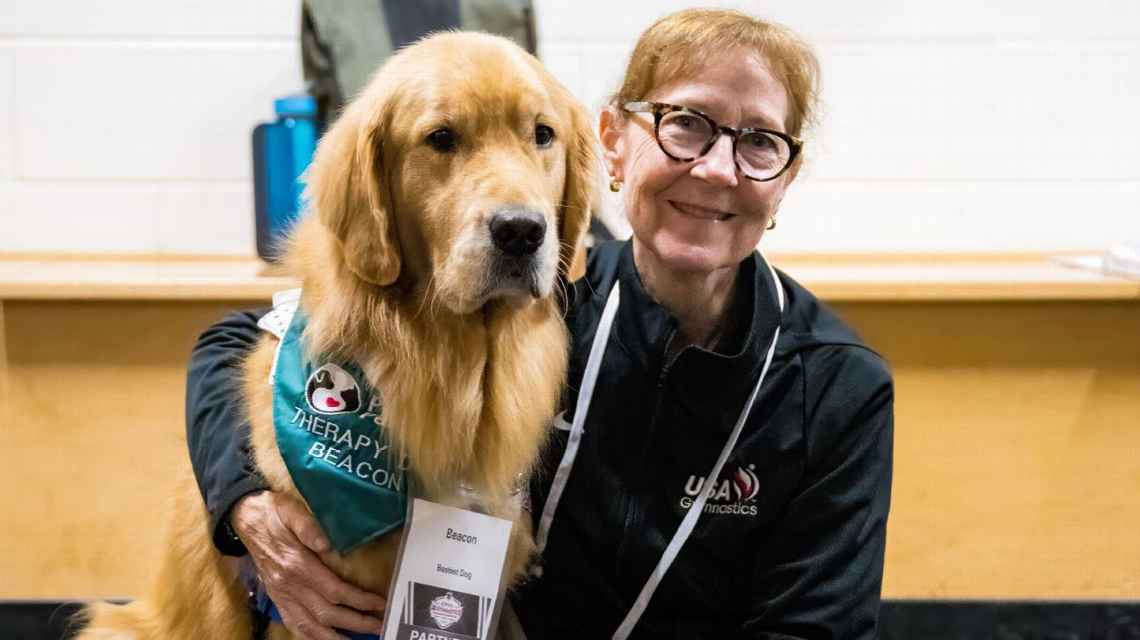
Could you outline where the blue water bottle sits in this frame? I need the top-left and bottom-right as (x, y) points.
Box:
(253, 95), (319, 261)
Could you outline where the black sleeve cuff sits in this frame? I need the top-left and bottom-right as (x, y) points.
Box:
(210, 477), (272, 557)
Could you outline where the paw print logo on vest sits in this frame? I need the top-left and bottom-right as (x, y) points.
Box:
(305, 364), (361, 415)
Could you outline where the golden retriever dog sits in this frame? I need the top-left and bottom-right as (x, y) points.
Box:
(77, 31), (594, 639)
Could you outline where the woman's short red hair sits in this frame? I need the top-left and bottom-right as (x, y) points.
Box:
(610, 8), (821, 138)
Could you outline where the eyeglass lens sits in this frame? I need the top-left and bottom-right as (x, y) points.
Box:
(657, 110), (791, 180)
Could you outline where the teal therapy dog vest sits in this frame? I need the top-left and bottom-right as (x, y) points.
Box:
(264, 292), (407, 553)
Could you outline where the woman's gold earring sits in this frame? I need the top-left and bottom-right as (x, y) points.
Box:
(767, 217), (777, 230)
(609, 180), (622, 193)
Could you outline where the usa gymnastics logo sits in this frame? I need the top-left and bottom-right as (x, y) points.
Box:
(679, 464), (760, 516)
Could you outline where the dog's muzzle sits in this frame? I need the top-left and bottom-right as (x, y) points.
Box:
(490, 207), (546, 257)
(486, 206), (549, 299)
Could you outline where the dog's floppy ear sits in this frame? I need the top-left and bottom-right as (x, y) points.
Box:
(559, 100), (597, 283)
(308, 101), (401, 286)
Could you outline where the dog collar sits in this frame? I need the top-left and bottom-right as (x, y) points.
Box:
(267, 299), (408, 553)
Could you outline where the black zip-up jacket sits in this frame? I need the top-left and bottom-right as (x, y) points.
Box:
(185, 240), (893, 640)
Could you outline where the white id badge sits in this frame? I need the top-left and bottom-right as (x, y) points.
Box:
(382, 498), (514, 640)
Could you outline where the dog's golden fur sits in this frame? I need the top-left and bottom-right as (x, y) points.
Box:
(78, 31), (594, 639)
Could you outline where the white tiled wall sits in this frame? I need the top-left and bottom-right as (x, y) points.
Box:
(13, 43), (298, 181)
(0, 1), (300, 255)
(0, 50), (13, 180)
(1, 1), (1137, 255)
(0, 1), (298, 38)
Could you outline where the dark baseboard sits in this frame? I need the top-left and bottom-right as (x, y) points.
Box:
(5, 599), (1140, 639)
(880, 600), (1140, 640)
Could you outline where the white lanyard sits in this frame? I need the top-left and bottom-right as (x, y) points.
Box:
(533, 257), (785, 639)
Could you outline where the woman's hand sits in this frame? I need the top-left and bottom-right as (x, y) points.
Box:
(231, 491), (387, 639)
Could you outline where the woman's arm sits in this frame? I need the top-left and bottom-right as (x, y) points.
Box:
(743, 347), (894, 640)
(185, 309), (271, 555)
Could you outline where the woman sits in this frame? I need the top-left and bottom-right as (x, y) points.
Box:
(188, 9), (892, 639)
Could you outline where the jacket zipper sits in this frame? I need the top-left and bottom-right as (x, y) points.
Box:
(616, 326), (677, 591)
(657, 330), (678, 388)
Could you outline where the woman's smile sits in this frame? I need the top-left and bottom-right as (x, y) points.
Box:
(668, 199), (737, 221)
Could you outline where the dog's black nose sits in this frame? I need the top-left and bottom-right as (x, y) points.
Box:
(490, 207), (546, 257)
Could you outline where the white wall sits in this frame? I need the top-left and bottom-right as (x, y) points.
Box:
(0, 1), (301, 254)
(2, 1), (1138, 255)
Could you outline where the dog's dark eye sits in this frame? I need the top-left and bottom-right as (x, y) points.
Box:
(535, 124), (555, 148)
(426, 128), (457, 152)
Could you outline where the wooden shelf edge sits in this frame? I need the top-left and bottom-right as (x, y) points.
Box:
(1, 253), (1138, 302)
